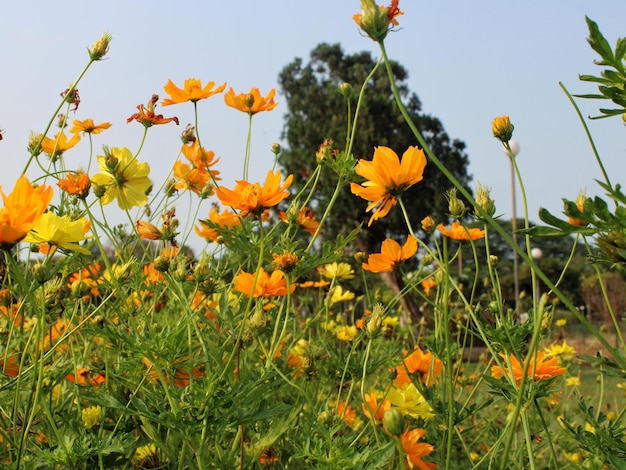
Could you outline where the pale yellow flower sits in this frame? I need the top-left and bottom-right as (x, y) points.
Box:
(318, 262), (355, 280)
(387, 383), (434, 419)
(329, 286), (355, 305)
(81, 405), (104, 429)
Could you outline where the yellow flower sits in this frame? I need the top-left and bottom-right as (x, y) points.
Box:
(81, 405), (104, 430)
(161, 78), (226, 106)
(0, 176), (53, 249)
(329, 286), (355, 305)
(362, 235), (417, 273)
(544, 340), (576, 358)
(555, 318), (567, 327)
(224, 87), (278, 114)
(40, 131), (80, 159)
(24, 212), (92, 254)
(350, 146), (426, 226)
(566, 376), (581, 387)
(91, 147), (152, 209)
(70, 119), (111, 135)
(334, 324), (358, 341)
(318, 262), (355, 280)
(387, 383), (434, 419)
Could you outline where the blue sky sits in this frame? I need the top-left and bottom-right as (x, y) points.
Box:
(1, 1), (625, 252)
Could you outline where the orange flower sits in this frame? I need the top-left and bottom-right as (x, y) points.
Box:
(1, 352), (19, 378)
(224, 87), (278, 114)
(337, 402), (358, 428)
(162, 78), (226, 106)
(40, 131), (80, 159)
(568, 191), (589, 227)
(58, 171), (91, 198)
(362, 235), (417, 273)
(421, 278), (437, 296)
(68, 263), (103, 299)
(272, 250), (298, 271)
(0, 176), (53, 249)
(173, 161), (210, 196)
(278, 207), (320, 235)
(136, 220), (162, 240)
(353, 0), (404, 43)
(181, 141), (220, 175)
(70, 119), (111, 134)
(142, 357), (205, 388)
(66, 367), (106, 387)
(491, 352), (566, 385)
(399, 428), (436, 470)
(298, 280), (330, 288)
(394, 347), (443, 387)
(215, 170), (293, 216)
(234, 267), (295, 298)
(195, 207), (241, 243)
(127, 94), (179, 127)
(362, 392), (392, 422)
(492, 115), (514, 143)
(350, 146), (426, 226)
(437, 221), (485, 241)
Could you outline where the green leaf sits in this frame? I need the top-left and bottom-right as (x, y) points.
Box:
(586, 16), (615, 65)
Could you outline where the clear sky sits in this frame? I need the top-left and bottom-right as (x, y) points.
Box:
(1, 1), (625, 253)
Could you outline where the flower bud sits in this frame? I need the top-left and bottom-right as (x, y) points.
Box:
(489, 255), (499, 267)
(71, 279), (89, 299)
(421, 253), (434, 267)
(421, 216), (435, 234)
(104, 154), (119, 172)
(92, 183), (107, 199)
(0, 289), (12, 307)
(243, 93), (255, 109)
(180, 124), (196, 144)
(193, 255), (211, 282)
(271, 143), (281, 155)
(354, 251), (366, 262)
(32, 263), (51, 283)
(153, 255), (170, 273)
(366, 303), (384, 335)
(340, 82), (353, 98)
(475, 182), (496, 218)
(492, 115), (514, 143)
(446, 188), (466, 219)
(28, 132), (43, 157)
(89, 32), (112, 61)
(568, 190), (589, 227)
(382, 408), (404, 436)
(113, 260), (134, 281)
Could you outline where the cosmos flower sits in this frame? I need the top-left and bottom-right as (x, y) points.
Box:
(0, 176), (53, 249)
(399, 427), (436, 470)
(224, 87), (278, 114)
(234, 267), (295, 298)
(70, 119), (111, 135)
(362, 235), (418, 273)
(437, 222), (485, 241)
(394, 346), (443, 387)
(350, 146), (426, 226)
(91, 147), (152, 209)
(24, 212), (92, 254)
(57, 171), (90, 198)
(491, 351), (566, 385)
(353, 0), (404, 42)
(215, 170), (293, 216)
(161, 78), (226, 106)
(195, 207), (241, 243)
(40, 131), (80, 159)
(127, 94), (179, 127)
(318, 262), (355, 280)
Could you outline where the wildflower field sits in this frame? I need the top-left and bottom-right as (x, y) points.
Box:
(2, 1), (626, 469)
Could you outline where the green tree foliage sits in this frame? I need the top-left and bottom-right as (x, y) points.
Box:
(277, 43), (472, 253)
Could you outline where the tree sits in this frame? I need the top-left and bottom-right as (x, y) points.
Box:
(277, 43), (472, 318)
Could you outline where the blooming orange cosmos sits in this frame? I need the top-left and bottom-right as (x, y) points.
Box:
(70, 119), (112, 135)
(234, 267), (295, 298)
(127, 94), (179, 127)
(394, 346), (443, 387)
(362, 392), (392, 422)
(400, 428), (436, 470)
(181, 141), (220, 174)
(224, 87), (278, 114)
(0, 176), (53, 249)
(491, 351), (566, 385)
(215, 170), (293, 216)
(278, 207), (320, 235)
(136, 220), (162, 241)
(195, 207), (241, 243)
(362, 235), (417, 273)
(161, 78), (227, 106)
(350, 146), (426, 226)
(40, 131), (81, 159)
(437, 221), (485, 241)
(58, 171), (90, 198)
(66, 367), (106, 387)
(173, 161), (210, 196)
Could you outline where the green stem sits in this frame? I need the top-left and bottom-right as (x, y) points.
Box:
(243, 112), (253, 180)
